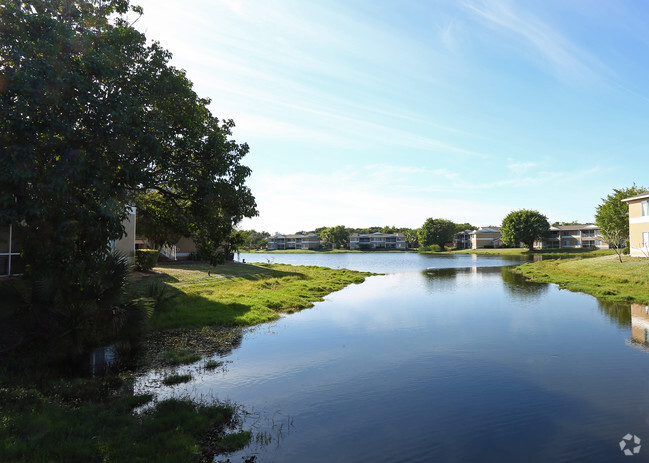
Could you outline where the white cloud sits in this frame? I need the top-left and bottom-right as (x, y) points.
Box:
(507, 162), (537, 175)
(240, 169), (513, 233)
(463, 0), (612, 84)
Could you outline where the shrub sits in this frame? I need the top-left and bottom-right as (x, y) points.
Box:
(419, 244), (442, 252)
(136, 249), (160, 271)
(623, 241), (630, 255)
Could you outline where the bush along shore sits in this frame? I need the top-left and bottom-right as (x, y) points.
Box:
(0, 262), (373, 463)
(513, 254), (649, 303)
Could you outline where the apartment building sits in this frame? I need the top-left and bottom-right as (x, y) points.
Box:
(267, 233), (321, 250)
(470, 227), (504, 249)
(535, 224), (608, 249)
(349, 232), (407, 250)
(622, 191), (649, 257)
(455, 230), (473, 250)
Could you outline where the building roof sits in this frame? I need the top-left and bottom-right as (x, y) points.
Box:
(270, 234), (320, 239)
(471, 227), (500, 234)
(350, 232), (405, 238)
(622, 191), (649, 202)
(550, 224), (598, 231)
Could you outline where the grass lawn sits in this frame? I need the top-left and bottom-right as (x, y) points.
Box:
(135, 262), (373, 330)
(513, 254), (649, 303)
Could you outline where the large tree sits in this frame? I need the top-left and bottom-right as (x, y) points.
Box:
(595, 184), (647, 262)
(0, 1), (256, 344)
(418, 218), (456, 251)
(500, 210), (550, 250)
(321, 225), (350, 249)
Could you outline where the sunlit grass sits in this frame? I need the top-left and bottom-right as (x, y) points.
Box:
(514, 254), (649, 303)
(134, 262), (372, 330)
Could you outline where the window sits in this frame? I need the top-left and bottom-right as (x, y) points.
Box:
(642, 200), (649, 217)
(0, 225), (24, 276)
(643, 232), (649, 248)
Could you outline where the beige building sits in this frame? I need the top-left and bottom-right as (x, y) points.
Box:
(631, 303), (649, 348)
(267, 233), (321, 250)
(349, 232), (407, 250)
(111, 206), (136, 262)
(622, 191), (649, 257)
(535, 224), (608, 250)
(470, 227), (504, 249)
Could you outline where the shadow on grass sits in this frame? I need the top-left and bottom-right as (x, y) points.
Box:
(137, 262), (321, 330)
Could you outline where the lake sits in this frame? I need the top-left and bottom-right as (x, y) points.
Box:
(136, 253), (649, 462)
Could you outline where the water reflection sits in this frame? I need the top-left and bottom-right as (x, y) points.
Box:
(500, 267), (549, 299)
(597, 300), (631, 329)
(630, 303), (649, 350)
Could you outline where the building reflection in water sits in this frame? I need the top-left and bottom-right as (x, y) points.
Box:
(630, 303), (649, 349)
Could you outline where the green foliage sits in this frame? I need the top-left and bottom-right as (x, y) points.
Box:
(454, 223), (478, 233)
(131, 262), (372, 330)
(515, 255), (649, 303)
(418, 218), (456, 251)
(135, 190), (189, 250)
(500, 209), (550, 250)
(160, 349), (202, 366)
(320, 225), (350, 249)
(595, 185), (647, 252)
(136, 249), (160, 272)
(419, 244), (442, 252)
(162, 373), (193, 386)
(0, 0), (257, 349)
(0, 380), (248, 463)
(595, 185), (646, 263)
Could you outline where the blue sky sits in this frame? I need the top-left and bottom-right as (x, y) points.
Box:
(133, 0), (649, 234)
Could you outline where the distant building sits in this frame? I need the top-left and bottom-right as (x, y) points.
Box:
(349, 232), (407, 250)
(534, 224), (608, 250)
(454, 230), (474, 250)
(267, 233), (321, 250)
(470, 227), (504, 249)
(622, 191), (649, 257)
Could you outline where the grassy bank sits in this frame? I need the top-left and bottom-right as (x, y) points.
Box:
(1, 262), (371, 462)
(513, 254), (649, 303)
(138, 262), (373, 329)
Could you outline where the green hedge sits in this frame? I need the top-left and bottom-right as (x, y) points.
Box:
(135, 249), (159, 271)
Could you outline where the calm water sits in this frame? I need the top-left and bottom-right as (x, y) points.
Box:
(136, 253), (649, 462)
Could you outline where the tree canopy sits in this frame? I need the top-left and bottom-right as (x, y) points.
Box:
(418, 218), (456, 251)
(595, 184), (646, 262)
(320, 225), (350, 249)
(0, 0), (257, 338)
(595, 185), (647, 240)
(500, 210), (550, 250)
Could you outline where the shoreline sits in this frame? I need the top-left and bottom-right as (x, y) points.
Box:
(1, 262), (373, 463)
(512, 254), (649, 304)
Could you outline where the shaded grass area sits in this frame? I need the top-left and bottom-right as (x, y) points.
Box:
(0, 364), (248, 463)
(513, 254), (649, 303)
(135, 262), (372, 330)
